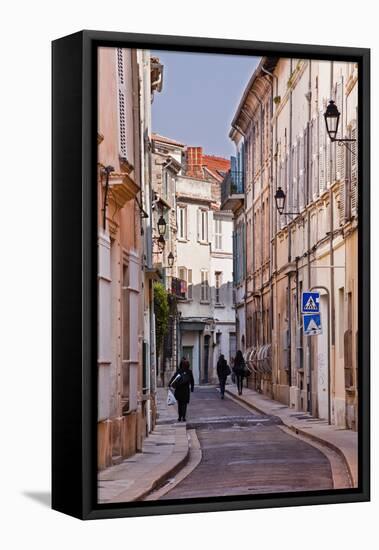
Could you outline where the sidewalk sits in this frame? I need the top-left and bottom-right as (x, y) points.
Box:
(225, 384), (358, 487)
(98, 388), (189, 503)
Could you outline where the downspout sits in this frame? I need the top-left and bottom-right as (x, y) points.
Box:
(249, 88), (264, 346)
(231, 125), (246, 354)
(329, 61), (336, 423)
(262, 65), (279, 392)
(306, 60), (313, 414)
(288, 59), (293, 390)
(261, 68), (276, 337)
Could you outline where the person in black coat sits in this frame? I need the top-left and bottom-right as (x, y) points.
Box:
(169, 357), (194, 422)
(233, 350), (246, 395)
(216, 354), (230, 399)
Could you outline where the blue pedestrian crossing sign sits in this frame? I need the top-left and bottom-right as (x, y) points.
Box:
(302, 291), (320, 314)
(303, 313), (322, 335)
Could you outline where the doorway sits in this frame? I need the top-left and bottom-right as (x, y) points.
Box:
(317, 295), (329, 420)
(182, 346), (193, 371)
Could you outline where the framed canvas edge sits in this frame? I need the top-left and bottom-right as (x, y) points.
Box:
(52, 30), (370, 521)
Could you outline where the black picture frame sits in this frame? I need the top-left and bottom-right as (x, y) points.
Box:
(52, 30), (370, 520)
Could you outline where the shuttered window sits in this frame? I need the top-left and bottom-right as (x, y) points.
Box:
(299, 131), (306, 210)
(319, 107), (326, 194)
(197, 209), (208, 242)
(188, 269), (193, 300)
(350, 122), (358, 216)
(201, 270), (209, 302)
(215, 272), (222, 304)
(178, 206), (187, 240)
(310, 118), (318, 200)
(116, 48), (127, 160)
(214, 218), (222, 249)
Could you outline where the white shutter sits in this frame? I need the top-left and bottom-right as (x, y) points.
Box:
(338, 145), (348, 226)
(299, 131), (305, 210)
(310, 118), (318, 200)
(350, 122), (358, 216)
(319, 108), (326, 193)
(336, 78), (345, 181)
(116, 48), (127, 160)
(188, 269), (193, 299)
(197, 208), (200, 241)
(292, 143), (298, 212)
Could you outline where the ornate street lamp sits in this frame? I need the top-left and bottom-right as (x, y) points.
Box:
(324, 100), (356, 143)
(274, 187), (301, 217)
(157, 215), (167, 236)
(157, 234), (165, 251)
(167, 251), (174, 268)
(274, 187), (286, 215)
(324, 100), (340, 142)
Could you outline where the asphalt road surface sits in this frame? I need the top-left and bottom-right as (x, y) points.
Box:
(160, 386), (333, 499)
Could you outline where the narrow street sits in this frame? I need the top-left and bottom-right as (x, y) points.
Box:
(159, 386), (334, 499)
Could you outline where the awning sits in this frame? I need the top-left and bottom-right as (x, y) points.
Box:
(180, 321), (206, 332)
(245, 344), (272, 375)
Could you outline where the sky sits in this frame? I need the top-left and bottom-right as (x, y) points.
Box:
(151, 51), (259, 158)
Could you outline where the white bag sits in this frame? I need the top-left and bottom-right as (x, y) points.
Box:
(167, 388), (177, 406)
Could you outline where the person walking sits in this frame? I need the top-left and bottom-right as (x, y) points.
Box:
(233, 350), (246, 395)
(216, 354), (231, 399)
(169, 357), (194, 422)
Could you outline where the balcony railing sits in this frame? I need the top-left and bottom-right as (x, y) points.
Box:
(221, 170), (245, 211)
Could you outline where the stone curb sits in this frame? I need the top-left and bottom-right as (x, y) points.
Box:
(225, 388), (356, 488)
(110, 425), (189, 503)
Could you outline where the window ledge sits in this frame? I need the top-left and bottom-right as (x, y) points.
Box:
(200, 300), (210, 305)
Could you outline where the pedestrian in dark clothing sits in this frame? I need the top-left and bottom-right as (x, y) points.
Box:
(169, 357), (194, 422)
(217, 354), (231, 399)
(233, 350), (246, 395)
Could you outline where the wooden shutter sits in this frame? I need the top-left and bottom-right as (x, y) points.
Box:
(336, 78), (345, 182)
(232, 231), (236, 284)
(292, 143), (298, 212)
(299, 131), (305, 210)
(116, 48), (127, 160)
(350, 122), (358, 216)
(319, 107), (326, 193)
(279, 159), (284, 229)
(188, 269), (193, 299)
(311, 118), (318, 200)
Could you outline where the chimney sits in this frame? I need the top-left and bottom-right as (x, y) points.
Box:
(186, 147), (203, 178)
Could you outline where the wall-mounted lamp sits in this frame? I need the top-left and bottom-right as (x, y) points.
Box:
(274, 187), (301, 217)
(324, 100), (356, 143)
(157, 215), (167, 236)
(167, 251), (174, 268)
(157, 235), (165, 251)
(102, 165), (115, 230)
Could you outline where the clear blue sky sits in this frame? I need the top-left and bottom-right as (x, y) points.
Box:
(151, 50), (259, 158)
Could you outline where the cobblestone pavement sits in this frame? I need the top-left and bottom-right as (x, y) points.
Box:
(160, 386), (334, 499)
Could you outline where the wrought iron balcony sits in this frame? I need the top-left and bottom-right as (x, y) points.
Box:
(221, 170), (245, 212)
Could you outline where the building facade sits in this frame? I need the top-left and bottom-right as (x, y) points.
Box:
(97, 47), (163, 470)
(224, 56), (358, 429)
(151, 134), (185, 385)
(271, 58), (358, 428)
(176, 172), (235, 385)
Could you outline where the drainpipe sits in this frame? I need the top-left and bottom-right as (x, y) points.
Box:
(249, 88), (264, 347)
(232, 125), (248, 357)
(261, 68), (276, 336)
(288, 59), (293, 391)
(329, 61), (336, 424)
(306, 60), (313, 414)
(262, 65), (279, 392)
